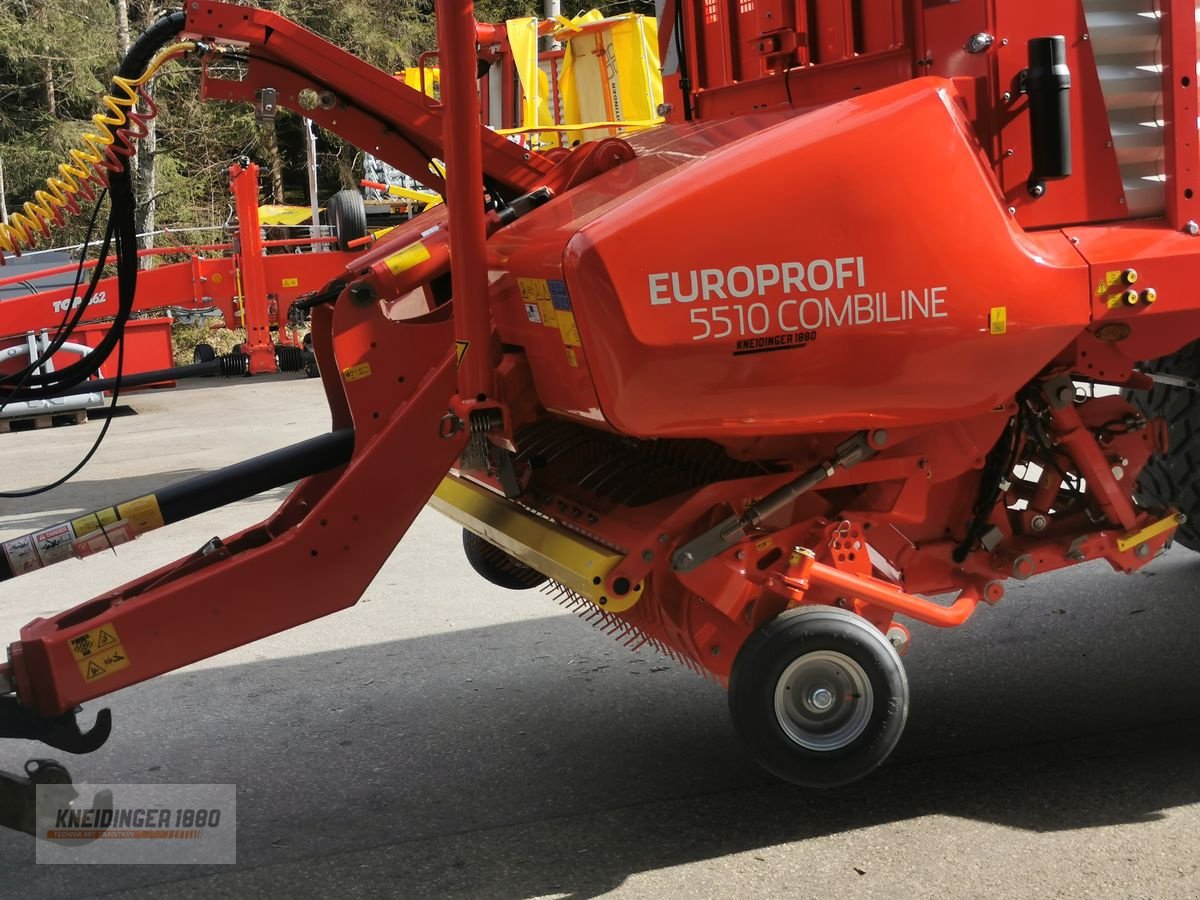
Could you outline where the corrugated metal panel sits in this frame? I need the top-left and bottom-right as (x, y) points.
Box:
(1083, 0), (1168, 217)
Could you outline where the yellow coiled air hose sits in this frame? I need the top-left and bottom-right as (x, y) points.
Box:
(0, 41), (196, 265)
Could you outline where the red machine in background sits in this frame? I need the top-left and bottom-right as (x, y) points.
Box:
(0, 161), (362, 386)
(2, 0), (1200, 826)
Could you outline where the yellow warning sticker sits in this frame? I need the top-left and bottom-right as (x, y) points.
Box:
(68, 621), (122, 658)
(70, 623), (131, 683)
(342, 362), (372, 383)
(115, 494), (164, 534)
(517, 277), (551, 301)
(517, 278), (559, 327)
(69, 624), (119, 661)
(455, 340), (469, 368)
(536, 299), (558, 328)
(70, 506), (119, 539)
(989, 307), (1007, 335)
(556, 309), (582, 347)
(564, 347), (579, 368)
(281, 277), (300, 288)
(384, 242), (431, 277)
(79, 643), (130, 683)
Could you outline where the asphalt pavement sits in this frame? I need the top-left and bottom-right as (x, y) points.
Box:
(0, 375), (1197, 898)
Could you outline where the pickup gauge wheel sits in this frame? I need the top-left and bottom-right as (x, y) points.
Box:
(462, 529), (548, 590)
(729, 606), (908, 788)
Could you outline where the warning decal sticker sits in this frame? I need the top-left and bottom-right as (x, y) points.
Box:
(69, 622), (131, 684)
(342, 362), (372, 383)
(384, 241), (431, 277)
(115, 494), (164, 534)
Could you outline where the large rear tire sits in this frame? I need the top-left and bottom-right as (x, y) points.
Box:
(1126, 342), (1200, 551)
(728, 606), (908, 788)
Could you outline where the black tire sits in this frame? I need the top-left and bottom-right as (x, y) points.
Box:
(1125, 342), (1200, 551)
(728, 606), (909, 788)
(327, 189), (367, 252)
(462, 530), (547, 590)
(302, 332), (319, 378)
(193, 342), (216, 365)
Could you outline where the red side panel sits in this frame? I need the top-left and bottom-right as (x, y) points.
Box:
(493, 79), (1090, 437)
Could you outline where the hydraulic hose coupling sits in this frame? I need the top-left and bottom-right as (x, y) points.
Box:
(0, 11), (193, 264)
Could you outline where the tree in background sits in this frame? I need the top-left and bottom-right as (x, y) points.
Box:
(0, 0), (545, 250)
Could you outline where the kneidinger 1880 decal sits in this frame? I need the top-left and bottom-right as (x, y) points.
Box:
(647, 257), (948, 354)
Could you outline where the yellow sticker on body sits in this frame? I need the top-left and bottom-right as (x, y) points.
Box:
(564, 347), (579, 368)
(536, 299), (558, 328)
(517, 277), (551, 301)
(455, 340), (469, 368)
(385, 242), (431, 277)
(115, 494), (164, 534)
(989, 307), (1007, 335)
(343, 362), (372, 382)
(556, 310), (581, 346)
(69, 622), (131, 683)
(281, 277), (299, 288)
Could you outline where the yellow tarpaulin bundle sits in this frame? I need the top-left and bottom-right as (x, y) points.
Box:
(257, 205), (316, 226)
(398, 66), (440, 99)
(505, 10), (664, 148)
(556, 12), (664, 144)
(506, 17), (557, 150)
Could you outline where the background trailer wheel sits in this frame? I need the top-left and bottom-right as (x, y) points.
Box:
(192, 341), (215, 364)
(327, 188), (368, 252)
(462, 529), (548, 590)
(728, 606), (909, 788)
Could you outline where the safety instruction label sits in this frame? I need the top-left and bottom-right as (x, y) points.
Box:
(517, 278), (558, 328)
(2, 534), (40, 575)
(33, 523), (75, 567)
(116, 494), (164, 534)
(1095, 270), (1127, 296)
(73, 521), (136, 559)
(0, 506), (144, 575)
(71, 507), (120, 539)
(384, 242), (431, 277)
(281, 277), (300, 288)
(342, 362), (372, 383)
(518, 277), (581, 366)
(68, 622), (131, 684)
(989, 306), (1007, 335)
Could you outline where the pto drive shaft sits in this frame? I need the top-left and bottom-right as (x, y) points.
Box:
(0, 429), (354, 583)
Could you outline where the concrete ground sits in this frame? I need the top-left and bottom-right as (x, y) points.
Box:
(0, 375), (1197, 898)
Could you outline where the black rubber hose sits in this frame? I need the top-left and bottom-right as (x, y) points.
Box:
(39, 357), (249, 397)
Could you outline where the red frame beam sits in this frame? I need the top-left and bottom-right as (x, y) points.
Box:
(184, 1), (555, 197)
(1162, 0), (1200, 230)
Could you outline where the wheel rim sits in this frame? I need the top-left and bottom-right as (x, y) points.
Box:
(773, 650), (874, 752)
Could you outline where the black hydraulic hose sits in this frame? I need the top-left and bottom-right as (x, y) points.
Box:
(41, 356), (252, 397)
(116, 10), (187, 83)
(0, 428), (355, 583)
